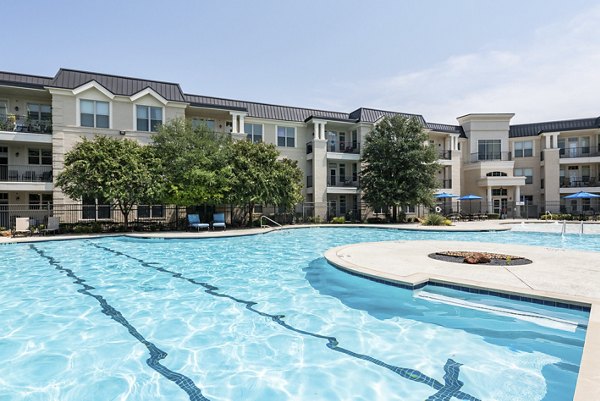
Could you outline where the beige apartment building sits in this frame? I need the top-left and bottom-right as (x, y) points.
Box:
(0, 68), (598, 227)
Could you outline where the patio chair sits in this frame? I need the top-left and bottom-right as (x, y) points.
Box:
(13, 217), (31, 237)
(212, 213), (226, 230)
(42, 216), (60, 235)
(187, 214), (209, 231)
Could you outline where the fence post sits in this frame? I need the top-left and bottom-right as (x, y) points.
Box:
(175, 205), (179, 230)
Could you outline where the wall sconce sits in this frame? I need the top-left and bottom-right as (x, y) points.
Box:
(15, 152), (19, 157)
(119, 130), (126, 136)
(14, 106), (19, 112)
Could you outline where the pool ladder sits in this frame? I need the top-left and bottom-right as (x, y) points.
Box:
(561, 220), (585, 236)
(260, 215), (282, 229)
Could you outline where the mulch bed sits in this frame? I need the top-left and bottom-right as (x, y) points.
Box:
(428, 251), (532, 266)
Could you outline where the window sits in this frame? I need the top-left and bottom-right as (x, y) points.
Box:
(515, 168), (533, 184)
(486, 171), (507, 177)
(520, 195), (533, 204)
(514, 141), (533, 157)
(136, 105), (162, 132)
(27, 103), (52, 123)
(28, 148), (52, 165)
(82, 196), (111, 220)
(492, 188), (508, 196)
(277, 126), (295, 147)
(581, 137), (590, 154)
(478, 140), (501, 160)
(192, 118), (215, 131)
(138, 205), (164, 219)
(29, 193), (52, 210)
(0, 100), (7, 119)
(80, 100), (109, 128)
(244, 123), (263, 143)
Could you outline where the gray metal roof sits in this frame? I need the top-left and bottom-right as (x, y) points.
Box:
(349, 107), (427, 125)
(47, 69), (186, 102)
(426, 122), (466, 137)
(184, 94), (350, 122)
(509, 117), (600, 138)
(0, 71), (53, 89)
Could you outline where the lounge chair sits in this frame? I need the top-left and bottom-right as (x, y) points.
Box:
(13, 217), (31, 237)
(187, 214), (209, 231)
(212, 213), (226, 230)
(42, 216), (60, 235)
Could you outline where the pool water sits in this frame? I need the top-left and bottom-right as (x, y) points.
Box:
(0, 228), (593, 401)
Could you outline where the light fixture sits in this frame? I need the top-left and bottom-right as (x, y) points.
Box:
(15, 152), (19, 157)
(119, 130), (126, 136)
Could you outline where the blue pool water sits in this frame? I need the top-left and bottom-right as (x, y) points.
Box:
(0, 228), (593, 401)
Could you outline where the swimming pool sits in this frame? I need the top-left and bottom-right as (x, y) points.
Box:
(0, 228), (593, 401)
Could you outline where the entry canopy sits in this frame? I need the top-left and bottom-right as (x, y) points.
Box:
(458, 194), (483, 201)
(563, 191), (600, 199)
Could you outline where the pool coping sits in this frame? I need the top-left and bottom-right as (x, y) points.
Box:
(324, 240), (600, 401)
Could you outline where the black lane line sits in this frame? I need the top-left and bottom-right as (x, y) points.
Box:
(29, 244), (210, 401)
(90, 241), (481, 401)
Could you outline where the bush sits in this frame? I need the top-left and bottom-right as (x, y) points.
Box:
(331, 216), (346, 224)
(366, 216), (386, 224)
(421, 213), (450, 226)
(539, 213), (573, 220)
(486, 213), (500, 220)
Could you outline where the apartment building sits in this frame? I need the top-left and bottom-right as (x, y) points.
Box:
(0, 68), (598, 227)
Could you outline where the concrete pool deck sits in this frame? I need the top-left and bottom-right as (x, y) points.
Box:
(324, 240), (600, 401)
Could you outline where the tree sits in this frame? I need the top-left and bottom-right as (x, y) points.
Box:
(360, 115), (440, 221)
(151, 118), (233, 206)
(228, 140), (303, 226)
(56, 135), (164, 227)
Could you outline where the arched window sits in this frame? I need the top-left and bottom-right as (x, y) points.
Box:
(487, 171), (507, 177)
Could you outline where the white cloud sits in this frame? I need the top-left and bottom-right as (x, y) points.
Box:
(326, 5), (600, 124)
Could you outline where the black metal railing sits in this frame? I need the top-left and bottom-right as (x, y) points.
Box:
(468, 151), (512, 163)
(560, 177), (599, 188)
(0, 114), (52, 134)
(438, 150), (452, 160)
(559, 147), (600, 158)
(0, 165), (53, 182)
(327, 175), (359, 187)
(306, 175), (313, 188)
(306, 141), (313, 154)
(540, 151), (544, 161)
(327, 142), (360, 154)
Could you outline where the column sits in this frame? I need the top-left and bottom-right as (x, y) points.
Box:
(514, 185), (521, 218)
(487, 186), (492, 214)
(239, 114), (245, 132)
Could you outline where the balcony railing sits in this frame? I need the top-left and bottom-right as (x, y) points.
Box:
(306, 141), (313, 154)
(306, 175), (313, 188)
(438, 150), (452, 160)
(327, 175), (359, 187)
(328, 142), (360, 154)
(560, 177), (599, 188)
(468, 152), (512, 163)
(438, 179), (452, 189)
(559, 147), (600, 158)
(0, 114), (52, 134)
(0, 165), (53, 182)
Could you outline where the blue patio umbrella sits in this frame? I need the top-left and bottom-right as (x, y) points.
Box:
(563, 191), (600, 199)
(458, 194), (483, 215)
(434, 192), (458, 199)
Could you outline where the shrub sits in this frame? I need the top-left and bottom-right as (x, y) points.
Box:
(331, 216), (345, 224)
(421, 213), (449, 226)
(486, 213), (500, 220)
(367, 216), (386, 224)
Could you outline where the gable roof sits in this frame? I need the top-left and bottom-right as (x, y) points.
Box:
(426, 122), (466, 137)
(0, 71), (53, 89)
(47, 68), (186, 102)
(349, 107), (427, 125)
(509, 117), (600, 138)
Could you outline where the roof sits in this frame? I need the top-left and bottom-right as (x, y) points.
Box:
(0, 71), (53, 89)
(184, 94), (350, 122)
(426, 122), (466, 137)
(46, 68), (186, 102)
(509, 117), (600, 138)
(349, 107), (427, 125)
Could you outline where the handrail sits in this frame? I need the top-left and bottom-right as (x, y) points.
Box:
(260, 215), (282, 228)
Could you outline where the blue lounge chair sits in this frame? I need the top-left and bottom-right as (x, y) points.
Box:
(187, 214), (209, 231)
(212, 213), (226, 230)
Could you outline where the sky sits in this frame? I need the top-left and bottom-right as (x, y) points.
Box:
(4, 0), (600, 124)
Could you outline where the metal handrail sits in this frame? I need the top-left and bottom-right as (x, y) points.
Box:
(260, 215), (282, 228)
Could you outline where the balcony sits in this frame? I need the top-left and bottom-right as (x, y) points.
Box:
(327, 175), (359, 187)
(0, 165), (53, 182)
(560, 176), (599, 188)
(467, 152), (512, 164)
(306, 141), (313, 154)
(559, 147), (600, 159)
(306, 175), (313, 188)
(438, 150), (452, 160)
(0, 114), (52, 134)
(328, 142), (360, 154)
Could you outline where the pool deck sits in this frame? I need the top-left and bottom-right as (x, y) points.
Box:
(2, 220), (599, 399)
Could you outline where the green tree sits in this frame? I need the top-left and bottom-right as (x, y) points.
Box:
(56, 135), (163, 227)
(151, 118), (233, 206)
(360, 115), (440, 221)
(228, 140), (303, 226)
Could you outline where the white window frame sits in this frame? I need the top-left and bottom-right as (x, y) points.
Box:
(515, 168), (533, 184)
(514, 140), (533, 158)
(135, 105), (164, 132)
(276, 125), (296, 148)
(79, 99), (110, 129)
(244, 123), (264, 143)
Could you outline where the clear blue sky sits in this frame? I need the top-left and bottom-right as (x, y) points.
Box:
(4, 0), (599, 123)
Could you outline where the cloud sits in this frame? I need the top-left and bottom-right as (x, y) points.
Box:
(326, 5), (600, 124)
